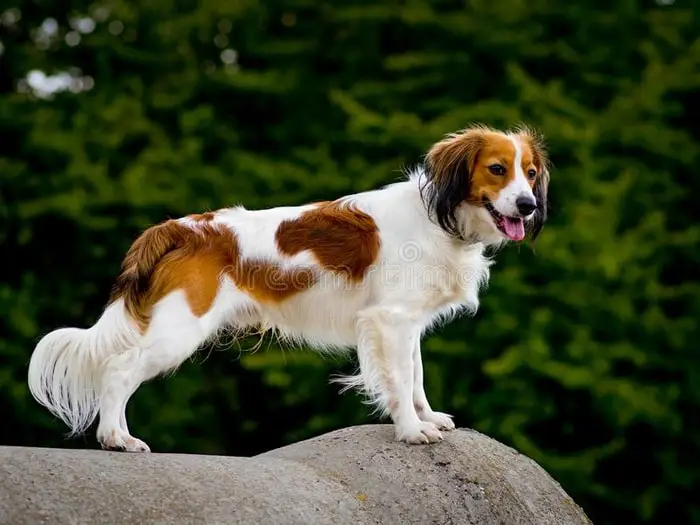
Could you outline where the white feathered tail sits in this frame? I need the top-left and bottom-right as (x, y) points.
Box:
(27, 300), (138, 435)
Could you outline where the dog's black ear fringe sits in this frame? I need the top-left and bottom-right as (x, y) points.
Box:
(526, 170), (549, 242)
(420, 127), (486, 240)
(419, 168), (469, 240)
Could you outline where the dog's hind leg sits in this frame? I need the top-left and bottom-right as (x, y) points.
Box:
(97, 348), (154, 452)
(96, 290), (233, 452)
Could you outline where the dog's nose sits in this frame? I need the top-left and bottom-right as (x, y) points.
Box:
(516, 196), (537, 216)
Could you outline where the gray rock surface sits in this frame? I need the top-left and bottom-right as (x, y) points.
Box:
(0, 424), (591, 525)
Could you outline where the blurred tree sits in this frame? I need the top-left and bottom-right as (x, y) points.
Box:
(1, 1), (699, 524)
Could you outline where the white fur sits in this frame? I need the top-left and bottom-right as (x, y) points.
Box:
(492, 135), (537, 217)
(28, 168), (507, 450)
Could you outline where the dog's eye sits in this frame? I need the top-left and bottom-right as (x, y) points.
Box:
(527, 168), (537, 179)
(488, 164), (506, 176)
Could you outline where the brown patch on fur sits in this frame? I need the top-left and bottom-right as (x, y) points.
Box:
(515, 126), (550, 182)
(465, 132), (520, 203)
(235, 258), (316, 304)
(109, 220), (316, 331)
(425, 127), (486, 200)
(144, 225), (230, 319)
(275, 202), (380, 282)
(188, 212), (216, 222)
(109, 220), (194, 329)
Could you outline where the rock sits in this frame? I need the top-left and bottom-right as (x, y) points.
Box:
(0, 425), (591, 525)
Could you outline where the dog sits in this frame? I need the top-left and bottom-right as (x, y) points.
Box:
(28, 124), (550, 451)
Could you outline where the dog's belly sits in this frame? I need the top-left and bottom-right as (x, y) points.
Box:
(231, 278), (372, 349)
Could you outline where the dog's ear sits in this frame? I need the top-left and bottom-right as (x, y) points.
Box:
(518, 126), (550, 242)
(528, 163), (550, 241)
(422, 127), (485, 239)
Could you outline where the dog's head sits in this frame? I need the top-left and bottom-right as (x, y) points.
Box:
(422, 124), (550, 243)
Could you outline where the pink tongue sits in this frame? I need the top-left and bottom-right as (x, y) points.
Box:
(501, 217), (525, 241)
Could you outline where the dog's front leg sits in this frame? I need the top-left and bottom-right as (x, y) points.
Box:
(355, 306), (443, 444)
(412, 339), (456, 431)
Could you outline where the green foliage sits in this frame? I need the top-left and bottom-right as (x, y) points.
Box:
(1, 1), (699, 524)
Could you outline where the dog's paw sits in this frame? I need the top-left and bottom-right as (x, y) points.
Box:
(419, 410), (456, 431)
(100, 430), (151, 453)
(122, 436), (151, 453)
(396, 421), (443, 445)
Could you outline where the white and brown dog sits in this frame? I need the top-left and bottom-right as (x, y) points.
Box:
(28, 124), (550, 452)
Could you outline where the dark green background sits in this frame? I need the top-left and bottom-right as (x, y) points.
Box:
(1, 1), (699, 524)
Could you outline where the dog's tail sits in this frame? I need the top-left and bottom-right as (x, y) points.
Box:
(28, 220), (189, 435)
(27, 301), (139, 435)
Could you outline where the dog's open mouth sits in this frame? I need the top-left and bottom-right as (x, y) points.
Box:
(484, 202), (525, 241)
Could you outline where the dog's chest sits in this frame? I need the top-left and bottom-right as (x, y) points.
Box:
(422, 246), (492, 314)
